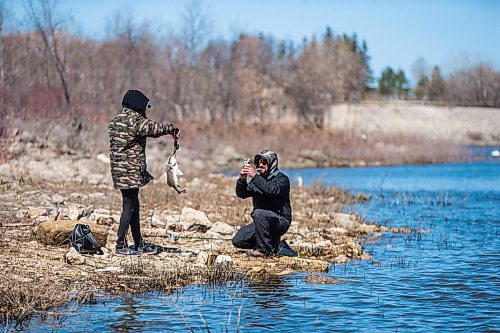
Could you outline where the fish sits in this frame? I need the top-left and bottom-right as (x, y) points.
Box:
(167, 151), (187, 194)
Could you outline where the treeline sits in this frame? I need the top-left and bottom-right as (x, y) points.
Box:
(0, 0), (499, 135)
(378, 63), (500, 107)
(0, 1), (371, 128)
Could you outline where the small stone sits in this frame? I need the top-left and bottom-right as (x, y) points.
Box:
(196, 251), (209, 266)
(305, 274), (345, 284)
(214, 255), (233, 267)
(65, 247), (85, 265)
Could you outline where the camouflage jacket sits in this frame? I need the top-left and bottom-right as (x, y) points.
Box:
(108, 108), (173, 189)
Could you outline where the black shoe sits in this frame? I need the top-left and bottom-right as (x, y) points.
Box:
(115, 247), (142, 256)
(277, 240), (298, 257)
(135, 242), (158, 255)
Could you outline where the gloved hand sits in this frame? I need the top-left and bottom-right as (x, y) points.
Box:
(168, 124), (181, 140)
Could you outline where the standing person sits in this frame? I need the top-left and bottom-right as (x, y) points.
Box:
(232, 149), (292, 257)
(109, 89), (180, 256)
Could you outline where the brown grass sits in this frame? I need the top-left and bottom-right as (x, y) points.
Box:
(0, 269), (72, 327)
(5, 115), (469, 168)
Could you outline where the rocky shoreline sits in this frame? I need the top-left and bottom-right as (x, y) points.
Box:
(0, 139), (419, 325)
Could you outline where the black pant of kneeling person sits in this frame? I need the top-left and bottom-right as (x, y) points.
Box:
(232, 149), (292, 257)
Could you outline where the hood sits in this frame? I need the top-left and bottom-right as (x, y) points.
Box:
(122, 89), (151, 114)
(254, 149), (279, 177)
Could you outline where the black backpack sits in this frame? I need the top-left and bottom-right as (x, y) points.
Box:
(69, 224), (104, 255)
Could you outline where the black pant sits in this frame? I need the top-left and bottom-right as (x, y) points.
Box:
(232, 209), (290, 255)
(116, 188), (143, 249)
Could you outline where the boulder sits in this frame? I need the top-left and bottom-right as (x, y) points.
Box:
(331, 213), (359, 229)
(209, 222), (234, 236)
(180, 207), (213, 232)
(36, 220), (108, 246)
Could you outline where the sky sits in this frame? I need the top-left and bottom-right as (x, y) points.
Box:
(7, 0), (500, 85)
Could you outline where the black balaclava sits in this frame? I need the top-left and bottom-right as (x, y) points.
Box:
(254, 149), (279, 177)
(122, 89), (151, 114)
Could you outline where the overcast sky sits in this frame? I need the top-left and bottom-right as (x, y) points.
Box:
(7, 0), (500, 85)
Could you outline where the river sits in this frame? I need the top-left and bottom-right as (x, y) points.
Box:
(21, 154), (500, 332)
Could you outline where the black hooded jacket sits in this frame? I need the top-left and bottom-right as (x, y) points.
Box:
(236, 150), (292, 222)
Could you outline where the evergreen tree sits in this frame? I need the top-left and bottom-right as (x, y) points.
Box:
(378, 67), (395, 96)
(428, 66), (446, 101)
(324, 26), (333, 42)
(395, 69), (410, 98)
(414, 75), (430, 100)
(378, 67), (409, 98)
(360, 40), (374, 89)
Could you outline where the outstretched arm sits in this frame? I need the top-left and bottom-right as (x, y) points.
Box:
(134, 117), (178, 138)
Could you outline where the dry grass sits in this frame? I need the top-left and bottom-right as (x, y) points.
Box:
(5, 115), (470, 168)
(0, 269), (73, 327)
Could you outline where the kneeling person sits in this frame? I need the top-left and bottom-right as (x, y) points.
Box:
(232, 149), (292, 257)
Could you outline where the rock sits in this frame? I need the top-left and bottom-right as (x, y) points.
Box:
(331, 213), (359, 229)
(58, 205), (92, 220)
(65, 247), (85, 265)
(35, 216), (50, 223)
(95, 266), (123, 273)
(28, 207), (48, 219)
(151, 214), (167, 228)
(316, 240), (332, 247)
(360, 253), (373, 260)
(209, 222), (234, 236)
(36, 220), (108, 246)
(203, 230), (225, 240)
(91, 213), (115, 226)
(214, 255), (233, 267)
(180, 207), (213, 232)
(332, 255), (349, 263)
(356, 224), (379, 233)
(305, 274), (346, 284)
(52, 194), (65, 204)
(196, 251), (209, 266)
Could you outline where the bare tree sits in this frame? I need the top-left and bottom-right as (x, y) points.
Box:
(179, 0), (213, 118)
(0, 0), (5, 35)
(25, 0), (71, 106)
(446, 63), (500, 107)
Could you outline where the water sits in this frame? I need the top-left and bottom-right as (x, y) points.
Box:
(17, 158), (500, 332)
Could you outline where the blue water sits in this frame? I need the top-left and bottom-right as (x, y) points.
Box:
(16, 159), (500, 332)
